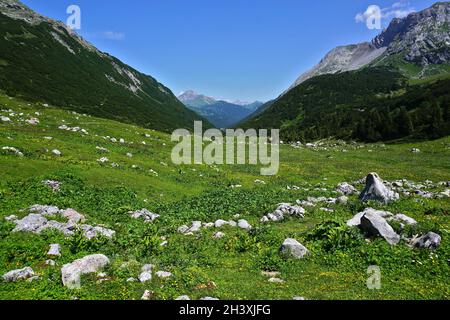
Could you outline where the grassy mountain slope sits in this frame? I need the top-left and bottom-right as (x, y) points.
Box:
(0, 92), (449, 300)
(0, 7), (210, 132)
(240, 67), (450, 142)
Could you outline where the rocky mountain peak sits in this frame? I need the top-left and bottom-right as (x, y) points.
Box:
(372, 1), (450, 65)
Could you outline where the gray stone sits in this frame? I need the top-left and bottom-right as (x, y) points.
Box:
(61, 254), (110, 289)
(213, 231), (225, 239)
(141, 290), (154, 300)
(61, 208), (85, 223)
(337, 196), (349, 205)
(200, 297), (219, 300)
(155, 271), (172, 278)
(129, 209), (160, 223)
(360, 211), (400, 245)
(359, 173), (399, 203)
(336, 182), (358, 195)
(176, 295), (191, 300)
(411, 232), (441, 250)
(392, 214), (418, 226)
(47, 244), (61, 256)
(3, 267), (35, 282)
(280, 238), (310, 259)
(12, 214), (48, 233)
(237, 219), (252, 230)
(347, 208), (393, 227)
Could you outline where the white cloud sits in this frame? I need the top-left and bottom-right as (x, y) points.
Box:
(355, 1), (415, 27)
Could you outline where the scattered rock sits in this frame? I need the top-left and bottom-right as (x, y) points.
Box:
(213, 232), (225, 239)
(411, 232), (441, 250)
(52, 149), (62, 157)
(61, 254), (110, 289)
(268, 277), (284, 283)
(337, 196), (348, 204)
(280, 238), (310, 259)
(2, 146), (24, 157)
(261, 271), (281, 277)
(293, 296), (306, 300)
(176, 295), (191, 300)
(4, 215), (17, 222)
(141, 290), (154, 300)
(129, 209), (160, 223)
(25, 118), (39, 125)
(43, 180), (61, 191)
(47, 244), (61, 257)
(336, 182), (358, 195)
(61, 208), (85, 223)
(359, 173), (399, 203)
(2, 267), (35, 282)
(200, 297), (219, 301)
(139, 264), (154, 283)
(237, 219), (252, 230)
(80, 225), (115, 240)
(347, 208), (393, 227)
(155, 271), (172, 278)
(46, 259), (56, 266)
(360, 211), (400, 245)
(411, 148), (421, 153)
(392, 214), (418, 226)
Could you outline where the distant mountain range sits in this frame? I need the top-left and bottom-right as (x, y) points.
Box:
(0, 0), (210, 132)
(241, 2), (450, 142)
(178, 90), (263, 128)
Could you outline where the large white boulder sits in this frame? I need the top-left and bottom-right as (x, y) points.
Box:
(280, 238), (310, 259)
(61, 254), (110, 289)
(360, 211), (400, 245)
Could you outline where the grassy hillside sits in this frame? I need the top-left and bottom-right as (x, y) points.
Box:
(0, 12), (210, 132)
(0, 93), (449, 300)
(240, 68), (450, 142)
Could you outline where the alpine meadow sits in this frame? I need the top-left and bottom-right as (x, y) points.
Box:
(0, 0), (449, 304)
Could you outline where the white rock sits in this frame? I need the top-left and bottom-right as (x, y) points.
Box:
(52, 149), (62, 156)
(61, 254), (110, 289)
(347, 208), (393, 227)
(359, 173), (399, 203)
(360, 211), (400, 245)
(47, 244), (61, 256)
(155, 271), (172, 278)
(3, 267), (35, 282)
(176, 295), (191, 300)
(237, 219), (252, 230)
(280, 238), (310, 259)
(213, 231), (225, 239)
(141, 290), (154, 300)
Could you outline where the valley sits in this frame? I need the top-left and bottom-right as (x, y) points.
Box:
(0, 0), (449, 302)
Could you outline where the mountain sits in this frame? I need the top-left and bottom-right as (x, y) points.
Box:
(240, 3), (450, 142)
(177, 90), (217, 108)
(177, 91), (263, 128)
(289, 2), (450, 89)
(189, 100), (262, 128)
(0, 0), (209, 132)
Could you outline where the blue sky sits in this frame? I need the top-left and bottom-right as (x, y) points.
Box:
(22, 0), (436, 102)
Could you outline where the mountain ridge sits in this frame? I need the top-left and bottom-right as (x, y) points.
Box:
(0, 0), (211, 132)
(288, 2), (450, 90)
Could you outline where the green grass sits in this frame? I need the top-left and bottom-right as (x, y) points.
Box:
(0, 93), (449, 300)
